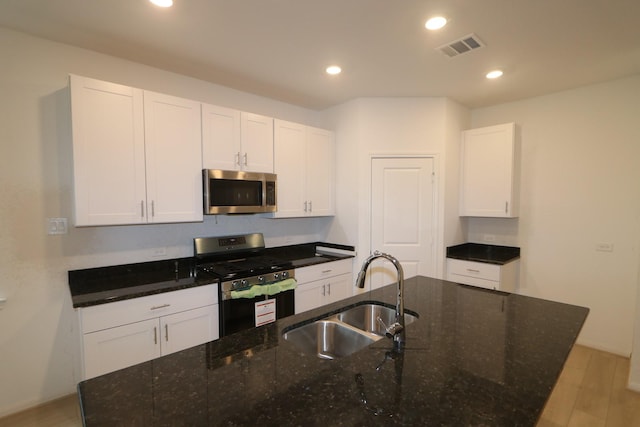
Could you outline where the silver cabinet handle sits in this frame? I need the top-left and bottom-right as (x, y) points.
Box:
(153, 327), (157, 345)
(150, 303), (170, 310)
(243, 152), (248, 166)
(322, 269), (332, 274)
(151, 200), (155, 217)
(141, 200), (145, 218)
(322, 284), (326, 296)
(165, 324), (169, 342)
(327, 283), (331, 295)
(304, 201), (308, 212)
(309, 201), (312, 212)
(235, 152), (241, 166)
(505, 201), (509, 213)
(466, 269), (480, 273)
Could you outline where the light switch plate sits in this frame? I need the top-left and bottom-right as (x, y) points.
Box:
(47, 218), (68, 235)
(595, 242), (614, 252)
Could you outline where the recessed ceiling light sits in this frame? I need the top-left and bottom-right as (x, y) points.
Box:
(326, 65), (342, 75)
(150, 0), (173, 7)
(425, 16), (447, 30)
(486, 70), (504, 79)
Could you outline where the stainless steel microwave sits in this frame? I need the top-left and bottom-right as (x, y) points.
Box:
(203, 169), (277, 214)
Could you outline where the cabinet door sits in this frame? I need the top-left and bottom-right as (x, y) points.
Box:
(460, 122), (518, 217)
(202, 104), (242, 171)
(295, 280), (326, 314)
(325, 273), (352, 305)
(160, 305), (219, 355)
(306, 127), (335, 216)
(241, 112), (274, 173)
(144, 91), (203, 223)
(273, 120), (307, 217)
(82, 318), (160, 379)
(70, 75), (146, 226)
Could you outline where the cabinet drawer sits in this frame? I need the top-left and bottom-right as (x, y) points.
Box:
(446, 259), (500, 282)
(295, 258), (352, 284)
(80, 284), (218, 333)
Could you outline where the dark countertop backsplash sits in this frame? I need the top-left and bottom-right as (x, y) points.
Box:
(68, 242), (355, 308)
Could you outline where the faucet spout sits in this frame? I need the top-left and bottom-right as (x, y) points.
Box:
(355, 251), (405, 349)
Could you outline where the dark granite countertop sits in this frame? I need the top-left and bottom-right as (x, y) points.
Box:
(78, 276), (588, 426)
(447, 243), (521, 265)
(68, 242), (355, 308)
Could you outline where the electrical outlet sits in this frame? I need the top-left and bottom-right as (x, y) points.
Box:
(47, 218), (68, 235)
(152, 247), (167, 257)
(595, 242), (614, 252)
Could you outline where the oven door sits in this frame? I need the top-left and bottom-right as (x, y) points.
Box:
(219, 289), (294, 337)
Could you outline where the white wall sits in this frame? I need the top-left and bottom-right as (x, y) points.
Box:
(0, 27), (334, 417)
(469, 76), (640, 356)
(322, 97), (468, 281)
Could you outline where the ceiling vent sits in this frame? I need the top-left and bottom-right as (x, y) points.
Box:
(437, 34), (485, 57)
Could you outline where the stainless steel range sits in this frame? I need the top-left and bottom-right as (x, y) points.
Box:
(194, 233), (295, 337)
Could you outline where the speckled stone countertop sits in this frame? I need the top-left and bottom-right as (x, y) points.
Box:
(447, 243), (521, 265)
(78, 276), (588, 426)
(68, 242), (354, 308)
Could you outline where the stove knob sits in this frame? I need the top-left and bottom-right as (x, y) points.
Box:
(257, 276), (265, 283)
(281, 271), (289, 279)
(273, 272), (281, 280)
(231, 281), (240, 290)
(240, 279), (249, 287)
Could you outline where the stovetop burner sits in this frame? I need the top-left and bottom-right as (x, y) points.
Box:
(197, 255), (293, 281)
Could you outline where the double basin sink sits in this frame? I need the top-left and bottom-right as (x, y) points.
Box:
(282, 302), (418, 360)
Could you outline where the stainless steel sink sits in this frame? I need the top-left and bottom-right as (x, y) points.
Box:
(335, 303), (418, 337)
(282, 302), (419, 359)
(283, 320), (380, 359)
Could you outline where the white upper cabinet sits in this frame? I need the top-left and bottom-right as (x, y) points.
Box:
(202, 104), (274, 173)
(201, 104), (241, 171)
(272, 120), (306, 217)
(306, 127), (335, 216)
(69, 75), (203, 226)
(143, 91), (203, 223)
(241, 112), (274, 173)
(70, 75), (146, 226)
(459, 122), (520, 218)
(272, 120), (335, 217)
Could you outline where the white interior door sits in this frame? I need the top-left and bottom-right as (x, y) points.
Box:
(369, 157), (435, 289)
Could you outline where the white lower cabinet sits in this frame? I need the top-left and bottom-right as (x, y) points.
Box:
(78, 285), (219, 380)
(446, 258), (519, 292)
(295, 259), (353, 314)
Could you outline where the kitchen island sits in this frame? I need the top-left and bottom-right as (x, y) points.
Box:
(78, 276), (588, 426)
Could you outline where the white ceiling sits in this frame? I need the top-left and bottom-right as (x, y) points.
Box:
(1, 0), (639, 110)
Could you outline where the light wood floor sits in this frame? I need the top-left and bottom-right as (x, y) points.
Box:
(1, 345), (638, 427)
(537, 345), (640, 427)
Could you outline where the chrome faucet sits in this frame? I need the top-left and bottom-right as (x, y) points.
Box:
(355, 251), (405, 349)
